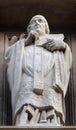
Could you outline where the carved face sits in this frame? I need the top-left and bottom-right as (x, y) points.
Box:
(27, 15), (50, 35)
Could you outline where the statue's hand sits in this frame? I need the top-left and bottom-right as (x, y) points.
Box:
(25, 31), (39, 46)
(30, 30), (39, 41)
(25, 31), (35, 45)
(49, 39), (66, 51)
(43, 39), (66, 52)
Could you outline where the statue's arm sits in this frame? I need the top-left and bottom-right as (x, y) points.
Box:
(41, 39), (66, 52)
(49, 39), (72, 66)
(48, 39), (72, 69)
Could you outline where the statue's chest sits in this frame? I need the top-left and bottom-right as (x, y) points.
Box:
(23, 45), (54, 75)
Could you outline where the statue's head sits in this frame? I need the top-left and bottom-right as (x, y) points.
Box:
(27, 15), (50, 35)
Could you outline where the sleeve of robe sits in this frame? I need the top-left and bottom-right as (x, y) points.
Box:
(64, 44), (72, 96)
(5, 39), (25, 118)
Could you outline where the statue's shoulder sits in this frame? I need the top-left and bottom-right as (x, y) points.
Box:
(5, 38), (25, 53)
(5, 44), (15, 61)
(5, 40), (19, 61)
(5, 43), (15, 55)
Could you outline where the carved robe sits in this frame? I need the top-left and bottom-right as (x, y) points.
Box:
(5, 34), (72, 124)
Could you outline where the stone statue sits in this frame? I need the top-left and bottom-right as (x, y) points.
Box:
(5, 15), (72, 126)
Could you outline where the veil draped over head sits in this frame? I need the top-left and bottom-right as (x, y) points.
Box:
(27, 15), (50, 34)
